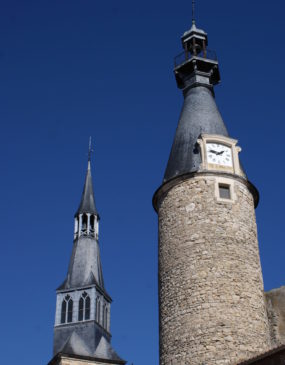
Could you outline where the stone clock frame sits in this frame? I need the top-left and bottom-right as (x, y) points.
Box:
(197, 134), (243, 176)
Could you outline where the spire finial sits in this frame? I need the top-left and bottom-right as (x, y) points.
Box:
(87, 136), (94, 170)
(88, 136), (92, 161)
(192, 0), (196, 25)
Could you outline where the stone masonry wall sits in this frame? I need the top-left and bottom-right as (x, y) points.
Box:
(265, 286), (285, 346)
(56, 356), (119, 365)
(60, 358), (102, 365)
(158, 176), (271, 365)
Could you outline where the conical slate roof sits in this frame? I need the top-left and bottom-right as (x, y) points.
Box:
(57, 236), (105, 291)
(58, 158), (106, 292)
(164, 86), (229, 182)
(75, 160), (98, 216)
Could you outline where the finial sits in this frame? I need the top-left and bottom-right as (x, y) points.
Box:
(88, 136), (92, 161)
(192, 0), (196, 25)
(87, 136), (94, 169)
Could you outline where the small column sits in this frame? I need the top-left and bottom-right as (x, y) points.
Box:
(87, 213), (91, 235)
(55, 294), (61, 326)
(74, 217), (78, 239)
(90, 287), (96, 320)
(107, 304), (111, 332)
(79, 214), (83, 237)
(95, 218), (99, 240)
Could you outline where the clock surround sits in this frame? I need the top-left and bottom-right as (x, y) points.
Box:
(197, 134), (243, 176)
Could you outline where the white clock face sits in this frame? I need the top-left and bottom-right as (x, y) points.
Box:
(206, 143), (233, 167)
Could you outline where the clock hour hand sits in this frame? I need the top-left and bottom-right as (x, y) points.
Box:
(209, 149), (218, 155)
(216, 150), (225, 155)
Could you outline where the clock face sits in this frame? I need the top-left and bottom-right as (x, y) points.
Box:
(206, 143), (233, 167)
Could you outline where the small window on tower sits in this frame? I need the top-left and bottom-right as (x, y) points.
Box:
(90, 215), (95, 231)
(78, 297), (84, 321)
(78, 292), (91, 322)
(82, 214), (88, 231)
(67, 298), (73, 323)
(61, 300), (67, 324)
(61, 295), (73, 324)
(219, 184), (231, 200)
(85, 296), (90, 320)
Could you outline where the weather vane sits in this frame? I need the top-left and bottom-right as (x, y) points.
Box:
(88, 136), (94, 161)
(192, 0), (196, 25)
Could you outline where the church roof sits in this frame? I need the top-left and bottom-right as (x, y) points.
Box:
(75, 160), (98, 216)
(163, 86), (229, 182)
(58, 331), (126, 364)
(94, 336), (125, 362)
(60, 332), (92, 357)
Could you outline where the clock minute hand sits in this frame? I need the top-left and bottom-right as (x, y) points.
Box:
(209, 149), (218, 155)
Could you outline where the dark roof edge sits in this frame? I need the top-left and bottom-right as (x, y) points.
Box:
(152, 171), (259, 212)
(47, 352), (127, 365)
(237, 344), (285, 365)
(53, 319), (112, 339)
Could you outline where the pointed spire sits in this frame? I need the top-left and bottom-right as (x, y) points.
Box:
(75, 138), (98, 216)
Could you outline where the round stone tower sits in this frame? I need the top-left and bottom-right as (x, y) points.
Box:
(153, 20), (271, 365)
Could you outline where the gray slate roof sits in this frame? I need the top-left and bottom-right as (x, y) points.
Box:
(164, 86), (229, 182)
(59, 330), (125, 363)
(58, 236), (105, 291)
(94, 336), (125, 362)
(75, 160), (98, 216)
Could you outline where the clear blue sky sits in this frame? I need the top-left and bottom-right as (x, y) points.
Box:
(0, 1), (284, 364)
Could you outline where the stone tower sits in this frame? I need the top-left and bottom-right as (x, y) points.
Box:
(153, 19), (271, 365)
(48, 151), (126, 365)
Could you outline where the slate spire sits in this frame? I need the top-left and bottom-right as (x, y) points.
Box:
(57, 143), (104, 291)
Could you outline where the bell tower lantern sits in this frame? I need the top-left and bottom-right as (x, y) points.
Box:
(174, 4), (220, 90)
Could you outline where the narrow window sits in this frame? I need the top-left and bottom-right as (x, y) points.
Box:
(219, 184), (231, 200)
(78, 297), (84, 321)
(90, 215), (95, 231)
(67, 298), (73, 323)
(85, 295), (90, 320)
(96, 299), (101, 323)
(102, 304), (106, 328)
(82, 214), (87, 231)
(104, 307), (108, 330)
(61, 300), (66, 324)
(61, 295), (73, 324)
(78, 292), (91, 322)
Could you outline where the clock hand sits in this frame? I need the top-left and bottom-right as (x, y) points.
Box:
(217, 150), (225, 155)
(209, 149), (218, 155)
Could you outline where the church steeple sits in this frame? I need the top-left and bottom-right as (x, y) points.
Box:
(51, 144), (126, 365)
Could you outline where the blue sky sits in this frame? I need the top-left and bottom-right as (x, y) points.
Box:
(0, 1), (284, 364)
